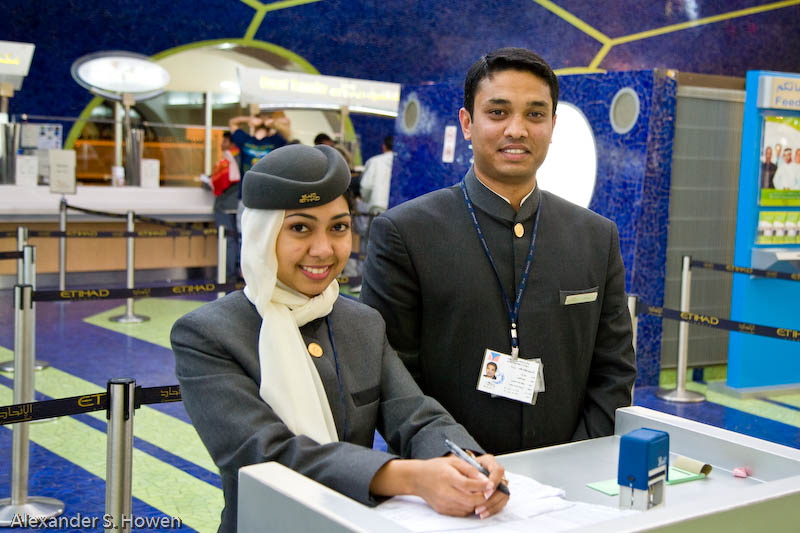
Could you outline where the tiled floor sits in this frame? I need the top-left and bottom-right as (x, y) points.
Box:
(0, 287), (798, 532)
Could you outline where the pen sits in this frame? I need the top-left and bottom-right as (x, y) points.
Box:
(445, 439), (510, 496)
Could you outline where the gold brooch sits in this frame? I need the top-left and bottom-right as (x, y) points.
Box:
(307, 342), (324, 357)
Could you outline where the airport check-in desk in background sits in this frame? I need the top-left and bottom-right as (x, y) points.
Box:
(238, 407), (800, 532)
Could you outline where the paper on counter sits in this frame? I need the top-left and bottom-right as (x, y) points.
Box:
(377, 471), (636, 533)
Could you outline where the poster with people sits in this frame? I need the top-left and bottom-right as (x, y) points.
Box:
(760, 116), (800, 206)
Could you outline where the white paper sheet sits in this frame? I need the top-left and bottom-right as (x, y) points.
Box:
(376, 471), (637, 532)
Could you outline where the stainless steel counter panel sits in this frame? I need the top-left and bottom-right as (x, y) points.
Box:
(237, 407), (800, 532)
(0, 184), (214, 219)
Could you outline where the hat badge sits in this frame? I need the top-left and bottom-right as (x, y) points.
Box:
(299, 192), (321, 203)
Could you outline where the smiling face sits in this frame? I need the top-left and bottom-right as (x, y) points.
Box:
(458, 69), (556, 190)
(784, 148), (793, 164)
(275, 196), (351, 297)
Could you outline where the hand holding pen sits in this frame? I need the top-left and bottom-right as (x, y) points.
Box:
(445, 439), (510, 496)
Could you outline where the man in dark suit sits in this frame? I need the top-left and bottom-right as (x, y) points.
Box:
(360, 48), (636, 455)
(761, 145), (777, 189)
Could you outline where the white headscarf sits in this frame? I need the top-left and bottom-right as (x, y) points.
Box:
(240, 207), (340, 444)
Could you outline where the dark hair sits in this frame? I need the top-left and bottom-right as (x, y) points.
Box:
(463, 47), (559, 117)
(314, 133), (334, 145)
(486, 362), (497, 369)
(383, 135), (394, 151)
(223, 131), (232, 140)
(343, 188), (357, 212)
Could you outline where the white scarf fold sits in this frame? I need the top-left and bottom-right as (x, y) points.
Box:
(241, 208), (339, 444)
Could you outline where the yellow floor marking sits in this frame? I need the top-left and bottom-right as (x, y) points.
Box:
(687, 381), (800, 428)
(0, 384), (223, 532)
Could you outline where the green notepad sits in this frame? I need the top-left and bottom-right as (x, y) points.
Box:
(587, 466), (706, 496)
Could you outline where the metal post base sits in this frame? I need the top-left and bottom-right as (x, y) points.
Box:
(655, 387), (706, 403)
(109, 314), (150, 324)
(0, 497), (65, 526)
(0, 360), (50, 372)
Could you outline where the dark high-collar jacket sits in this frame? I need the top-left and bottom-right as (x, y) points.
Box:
(361, 168), (637, 454)
(172, 293), (481, 532)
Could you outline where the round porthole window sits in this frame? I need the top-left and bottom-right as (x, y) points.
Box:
(403, 99), (419, 131)
(537, 102), (597, 208)
(609, 87), (640, 135)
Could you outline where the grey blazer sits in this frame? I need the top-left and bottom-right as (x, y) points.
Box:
(360, 169), (637, 455)
(171, 292), (481, 533)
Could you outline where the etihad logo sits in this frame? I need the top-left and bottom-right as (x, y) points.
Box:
(60, 289), (110, 299)
(777, 328), (800, 340)
(738, 323), (756, 333)
(0, 54), (20, 65)
(171, 284), (216, 294)
(299, 193), (321, 203)
(725, 265), (753, 275)
(680, 311), (720, 326)
(77, 393), (105, 408)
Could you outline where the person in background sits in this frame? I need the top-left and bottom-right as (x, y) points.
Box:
(229, 110), (291, 233)
(229, 111), (291, 174)
(360, 47), (637, 455)
(774, 146), (797, 190)
(314, 132), (336, 146)
(171, 144), (508, 532)
(209, 132), (241, 280)
(761, 145), (777, 189)
(360, 135), (394, 212)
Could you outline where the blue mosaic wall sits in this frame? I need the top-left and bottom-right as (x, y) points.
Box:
(2, 1), (798, 120)
(0, 0), (796, 379)
(391, 71), (676, 386)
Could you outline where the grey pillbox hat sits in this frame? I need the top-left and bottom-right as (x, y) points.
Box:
(242, 144), (351, 209)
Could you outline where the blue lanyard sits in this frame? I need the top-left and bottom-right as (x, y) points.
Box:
(459, 180), (541, 359)
(324, 315), (349, 441)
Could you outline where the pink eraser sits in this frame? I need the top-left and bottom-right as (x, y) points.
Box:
(733, 467), (752, 478)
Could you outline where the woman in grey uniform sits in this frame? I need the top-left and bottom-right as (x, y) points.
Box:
(171, 144), (508, 532)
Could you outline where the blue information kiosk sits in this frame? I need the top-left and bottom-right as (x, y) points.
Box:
(727, 70), (800, 394)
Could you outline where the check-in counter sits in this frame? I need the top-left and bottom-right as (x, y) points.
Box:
(0, 185), (217, 277)
(238, 407), (800, 532)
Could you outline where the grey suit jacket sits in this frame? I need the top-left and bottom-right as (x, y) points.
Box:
(360, 169), (637, 454)
(171, 292), (481, 533)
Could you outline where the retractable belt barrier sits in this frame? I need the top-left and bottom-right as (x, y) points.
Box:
(637, 302), (800, 343)
(22, 228), (220, 238)
(0, 385), (181, 426)
(33, 281), (245, 302)
(0, 251), (23, 260)
(691, 259), (800, 282)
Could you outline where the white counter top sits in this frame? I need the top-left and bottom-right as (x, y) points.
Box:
(0, 185), (215, 220)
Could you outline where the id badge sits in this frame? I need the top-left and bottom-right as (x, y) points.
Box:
(476, 349), (545, 405)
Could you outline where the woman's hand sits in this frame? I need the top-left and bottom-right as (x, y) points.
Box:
(370, 456), (509, 518)
(472, 454), (509, 519)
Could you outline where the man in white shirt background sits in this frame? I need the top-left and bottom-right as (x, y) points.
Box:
(359, 136), (394, 211)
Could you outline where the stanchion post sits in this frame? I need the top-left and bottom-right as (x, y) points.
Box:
(16, 226), (28, 285)
(58, 197), (66, 291)
(110, 211), (149, 324)
(217, 225), (226, 299)
(105, 378), (135, 533)
(657, 255), (705, 403)
(0, 285), (64, 526)
(1, 246), (49, 372)
(627, 294), (638, 356)
(627, 294), (638, 404)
